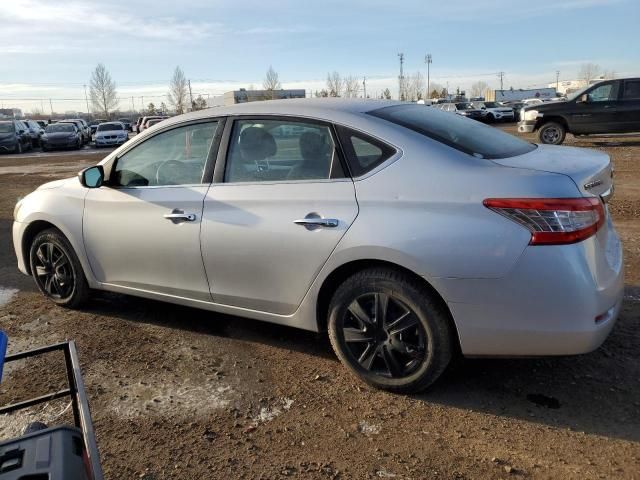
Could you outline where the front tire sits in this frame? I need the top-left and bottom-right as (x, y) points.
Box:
(29, 229), (90, 308)
(538, 122), (566, 145)
(328, 268), (454, 393)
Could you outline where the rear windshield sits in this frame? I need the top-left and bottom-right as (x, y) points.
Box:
(47, 124), (74, 133)
(0, 122), (14, 133)
(97, 123), (124, 131)
(368, 104), (536, 159)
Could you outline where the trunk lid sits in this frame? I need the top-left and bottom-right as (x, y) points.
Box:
(491, 144), (613, 198)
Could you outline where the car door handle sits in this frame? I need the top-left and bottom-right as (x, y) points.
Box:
(294, 218), (339, 229)
(164, 212), (196, 222)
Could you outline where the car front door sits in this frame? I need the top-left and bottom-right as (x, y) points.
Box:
(83, 119), (222, 301)
(570, 81), (620, 134)
(618, 79), (640, 133)
(201, 117), (358, 315)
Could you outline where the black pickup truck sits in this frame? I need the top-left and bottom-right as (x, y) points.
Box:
(518, 77), (640, 144)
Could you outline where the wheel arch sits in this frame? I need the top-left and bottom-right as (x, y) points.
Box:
(536, 115), (569, 131)
(315, 259), (461, 351)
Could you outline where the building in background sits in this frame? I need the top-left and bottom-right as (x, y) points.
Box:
(223, 88), (306, 106)
(0, 108), (23, 119)
(486, 87), (557, 102)
(549, 76), (610, 95)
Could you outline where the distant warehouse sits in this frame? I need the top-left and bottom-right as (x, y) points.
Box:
(224, 88), (306, 106)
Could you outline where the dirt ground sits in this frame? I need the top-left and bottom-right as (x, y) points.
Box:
(0, 128), (638, 480)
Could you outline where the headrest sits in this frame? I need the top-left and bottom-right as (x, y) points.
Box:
(299, 131), (330, 160)
(239, 127), (277, 161)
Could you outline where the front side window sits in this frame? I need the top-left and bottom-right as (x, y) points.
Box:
(112, 121), (218, 187)
(622, 80), (640, 100)
(587, 82), (618, 102)
(368, 104), (536, 159)
(225, 119), (343, 183)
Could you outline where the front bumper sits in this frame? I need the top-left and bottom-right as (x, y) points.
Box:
(432, 217), (624, 356)
(518, 120), (536, 133)
(13, 221), (29, 275)
(95, 137), (127, 147)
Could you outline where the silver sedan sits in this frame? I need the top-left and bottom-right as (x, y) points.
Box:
(12, 99), (624, 393)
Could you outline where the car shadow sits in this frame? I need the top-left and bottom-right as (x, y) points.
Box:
(80, 285), (640, 443)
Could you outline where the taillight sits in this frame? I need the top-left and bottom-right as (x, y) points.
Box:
(483, 197), (605, 245)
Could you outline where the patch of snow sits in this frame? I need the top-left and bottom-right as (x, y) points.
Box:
(358, 420), (381, 435)
(376, 470), (397, 478)
(252, 397), (294, 425)
(0, 288), (18, 307)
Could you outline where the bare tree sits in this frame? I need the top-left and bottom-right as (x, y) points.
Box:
(326, 71), (344, 97)
(343, 75), (360, 98)
(263, 66), (281, 99)
(147, 102), (156, 115)
(404, 72), (425, 101)
(428, 82), (444, 99)
(578, 63), (601, 84)
(193, 95), (208, 110)
(470, 80), (490, 98)
(89, 63), (118, 119)
(382, 88), (392, 100)
(168, 66), (188, 114)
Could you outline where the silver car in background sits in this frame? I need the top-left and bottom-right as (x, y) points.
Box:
(12, 99), (623, 393)
(94, 121), (128, 148)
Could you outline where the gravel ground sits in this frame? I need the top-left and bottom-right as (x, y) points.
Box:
(0, 127), (638, 479)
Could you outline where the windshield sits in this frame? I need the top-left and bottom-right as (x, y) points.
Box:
(97, 123), (124, 132)
(0, 122), (14, 133)
(368, 104), (536, 159)
(456, 103), (474, 110)
(46, 124), (74, 133)
(483, 102), (498, 108)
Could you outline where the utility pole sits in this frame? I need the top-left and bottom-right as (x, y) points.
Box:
(498, 71), (505, 91)
(398, 53), (405, 100)
(556, 70), (560, 92)
(49, 98), (53, 116)
(424, 53), (432, 99)
(188, 80), (194, 111)
(363, 76), (367, 98)
(141, 96), (144, 113)
(83, 84), (90, 116)
(131, 96), (135, 113)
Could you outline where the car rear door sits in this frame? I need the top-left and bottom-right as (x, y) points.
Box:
(201, 116), (358, 315)
(618, 79), (640, 133)
(570, 81), (620, 134)
(83, 119), (223, 301)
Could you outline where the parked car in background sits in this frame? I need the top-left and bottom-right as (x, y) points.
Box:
(20, 119), (44, 146)
(133, 117), (144, 133)
(35, 120), (48, 129)
(519, 77), (640, 144)
(138, 116), (165, 133)
(89, 119), (107, 136)
(436, 102), (484, 121)
(502, 101), (526, 121)
(12, 99), (623, 393)
(471, 101), (515, 123)
(94, 122), (128, 148)
(0, 119), (32, 153)
(145, 118), (167, 128)
(59, 120), (89, 145)
(41, 122), (82, 151)
(118, 118), (132, 131)
(522, 98), (544, 107)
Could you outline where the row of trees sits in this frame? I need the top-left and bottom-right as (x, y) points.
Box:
(88, 64), (209, 118)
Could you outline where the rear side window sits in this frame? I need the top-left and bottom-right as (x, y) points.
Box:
(336, 127), (395, 177)
(622, 80), (640, 100)
(368, 104), (536, 159)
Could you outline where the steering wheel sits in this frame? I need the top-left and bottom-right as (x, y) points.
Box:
(155, 160), (185, 185)
(255, 158), (271, 173)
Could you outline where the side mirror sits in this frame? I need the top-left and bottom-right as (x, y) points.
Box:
(79, 165), (104, 188)
(578, 94), (589, 103)
(18, 129), (25, 134)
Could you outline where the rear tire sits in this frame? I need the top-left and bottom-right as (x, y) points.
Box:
(29, 229), (90, 308)
(328, 268), (454, 393)
(538, 122), (566, 145)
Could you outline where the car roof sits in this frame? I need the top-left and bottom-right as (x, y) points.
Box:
(162, 98), (406, 128)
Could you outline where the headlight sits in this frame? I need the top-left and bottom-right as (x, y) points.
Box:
(523, 109), (541, 122)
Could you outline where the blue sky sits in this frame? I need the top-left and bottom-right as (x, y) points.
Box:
(0, 0), (638, 113)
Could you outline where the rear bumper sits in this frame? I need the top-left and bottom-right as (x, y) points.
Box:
(432, 220), (624, 356)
